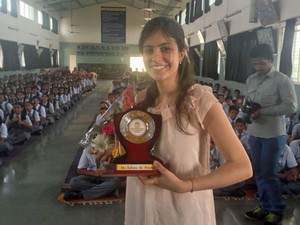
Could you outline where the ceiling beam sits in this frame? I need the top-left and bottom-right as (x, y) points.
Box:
(75, 0), (84, 8)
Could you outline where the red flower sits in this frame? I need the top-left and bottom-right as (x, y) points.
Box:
(101, 122), (115, 136)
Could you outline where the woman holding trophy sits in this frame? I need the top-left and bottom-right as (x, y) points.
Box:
(124, 16), (253, 225)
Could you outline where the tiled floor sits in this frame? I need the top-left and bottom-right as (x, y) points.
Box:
(0, 80), (299, 225)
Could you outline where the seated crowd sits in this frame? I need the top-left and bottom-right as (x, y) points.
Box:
(0, 67), (96, 166)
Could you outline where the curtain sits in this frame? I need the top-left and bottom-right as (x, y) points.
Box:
(189, 45), (200, 76)
(11, 0), (17, 18)
(1, 0), (7, 13)
(215, 0), (223, 6)
(204, 0), (211, 13)
(279, 18), (296, 77)
(225, 30), (257, 83)
(0, 39), (20, 71)
(42, 11), (50, 30)
(52, 50), (58, 67)
(195, 0), (203, 18)
(202, 41), (218, 80)
(39, 48), (51, 68)
(52, 17), (58, 34)
(185, 2), (190, 24)
(24, 44), (40, 70)
(190, 0), (196, 23)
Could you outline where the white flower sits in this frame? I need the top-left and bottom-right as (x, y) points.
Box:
(90, 134), (112, 153)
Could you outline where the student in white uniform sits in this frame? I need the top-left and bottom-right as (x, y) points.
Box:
(6, 102), (32, 145)
(209, 138), (246, 197)
(0, 116), (13, 156)
(24, 101), (43, 135)
(289, 139), (300, 165)
(278, 144), (300, 195)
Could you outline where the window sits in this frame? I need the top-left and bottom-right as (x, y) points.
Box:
(57, 50), (60, 66)
(209, 0), (215, 5)
(180, 9), (186, 25)
(20, 1), (34, 20)
(291, 24), (300, 83)
(7, 0), (11, 12)
(38, 11), (43, 24)
(130, 57), (145, 72)
(21, 51), (26, 68)
(50, 17), (53, 30)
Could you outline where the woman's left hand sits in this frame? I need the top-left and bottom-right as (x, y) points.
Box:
(138, 161), (189, 193)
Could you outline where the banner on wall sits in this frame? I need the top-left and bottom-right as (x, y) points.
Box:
(76, 44), (129, 56)
(101, 7), (126, 43)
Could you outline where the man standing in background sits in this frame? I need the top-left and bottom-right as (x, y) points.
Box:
(244, 44), (297, 225)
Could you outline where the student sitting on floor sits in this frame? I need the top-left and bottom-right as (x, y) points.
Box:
(0, 94), (13, 121)
(31, 96), (48, 127)
(210, 138), (246, 197)
(224, 96), (234, 116)
(24, 101), (43, 135)
(289, 139), (300, 165)
(64, 143), (120, 201)
(278, 144), (300, 196)
(105, 93), (115, 107)
(48, 92), (61, 120)
(58, 87), (69, 112)
(288, 116), (300, 144)
(8, 93), (17, 105)
(235, 118), (251, 157)
(16, 91), (27, 105)
(5, 102), (32, 145)
(0, 117), (13, 156)
(40, 93), (55, 124)
(228, 105), (239, 129)
(95, 107), (109, 126)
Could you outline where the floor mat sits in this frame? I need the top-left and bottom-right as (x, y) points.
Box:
(57, 192), (125, 206)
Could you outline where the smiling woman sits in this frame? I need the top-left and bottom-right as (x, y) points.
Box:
(124, 16), (252, 225)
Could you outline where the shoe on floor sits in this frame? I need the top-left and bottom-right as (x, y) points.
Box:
(245, 206), (268, 220)
(63, 190), (83, 201)
(264, 212), (282, 225)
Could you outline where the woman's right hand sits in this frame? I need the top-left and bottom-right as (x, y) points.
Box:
(138, 161), (191, 193)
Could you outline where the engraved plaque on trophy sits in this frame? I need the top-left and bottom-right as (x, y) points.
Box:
(102, 108), (162, 176)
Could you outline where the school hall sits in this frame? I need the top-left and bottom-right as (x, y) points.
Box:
(0, 1), (300, 225)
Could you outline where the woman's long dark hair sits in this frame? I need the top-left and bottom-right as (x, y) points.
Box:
(138, 16), (195, 133)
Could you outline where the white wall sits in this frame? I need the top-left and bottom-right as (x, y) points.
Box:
(59, 2), (146, 45)
(0, 0), (60, 49)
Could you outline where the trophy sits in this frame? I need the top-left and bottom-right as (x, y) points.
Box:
(102, 108), (162, 176)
